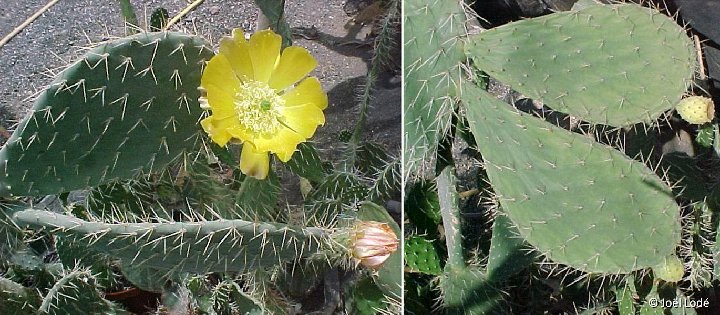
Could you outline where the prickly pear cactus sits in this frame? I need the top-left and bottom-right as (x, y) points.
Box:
(0, 32), (213, 197)
(440, 267), (505, 315)
(403, 0), (704, 313)
(486, 214), (534, 282)
(676, 96), (715, 124)
(464, 83), (681, 273)
(40, 269), (125, 315)
(0, 277), (41, 313)
(466, 4), (696, 126)
(403, 0), (467, 179)
(13, 209), (327, 274)
(404, 235), (443, 275)
(653, 255), (685, 283)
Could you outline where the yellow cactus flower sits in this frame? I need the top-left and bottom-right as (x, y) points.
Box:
(200, 29), (328, 179)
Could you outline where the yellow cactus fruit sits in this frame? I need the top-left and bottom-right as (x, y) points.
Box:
(653, 255), (684, 283)
(676, 96), (715, 124)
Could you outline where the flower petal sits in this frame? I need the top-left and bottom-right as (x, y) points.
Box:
(201, 116), (237, 147)
(282, 77), (328, 110)
(251, 128), (305, 162)
(205, 86), (237, 120)
(281, 103), (325, 138)
(219, 30), (254, 81)
(248, 30), (281, 83)
(201, 54), (241, 96)
(268, 46), (317, 90)
(231, 28), (247, 42)
(240, 144), (270, 180)
(227, 125), (266, 147)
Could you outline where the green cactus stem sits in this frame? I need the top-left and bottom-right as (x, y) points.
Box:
(13, 209), (330, 274)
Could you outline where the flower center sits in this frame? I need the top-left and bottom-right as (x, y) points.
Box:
(233, 80), (284, 136)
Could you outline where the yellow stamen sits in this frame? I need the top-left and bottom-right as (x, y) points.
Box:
(234, 80), (284, 136)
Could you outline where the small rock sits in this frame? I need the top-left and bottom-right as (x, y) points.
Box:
(662, 129), (695, 157)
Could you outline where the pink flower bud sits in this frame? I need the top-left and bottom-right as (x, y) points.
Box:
(350, 221), (399, 269)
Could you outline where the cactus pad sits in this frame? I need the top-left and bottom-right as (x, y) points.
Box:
(466, 3), (696, 126)
(404, 0), (467, 179)
(440, 267), (505, 314)
(464, 83), (681, 273)
(405, 235), (443, 275)
(13, 209), (328, 274)
(40, 270), (123, 315)
(405, 181), (442, 234)
(486, 214), (535, 281)
(0, 32), (213, 196)
(0, 277), (41, 314)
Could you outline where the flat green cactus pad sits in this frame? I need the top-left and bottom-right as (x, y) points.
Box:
(40, 270), (125, 315)
(464, 83), (681, 273)
(404, 0), (467, 179)
(0, 32), (214, 196)
(13, 209), (328, 274)
(467, 3), (696, 126)
(440, 267), (505, 315)
(486, 214), (535, 281)
(405, 235), (443, 275)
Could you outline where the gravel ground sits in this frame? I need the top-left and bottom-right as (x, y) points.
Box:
(0, 0), (400, 204)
